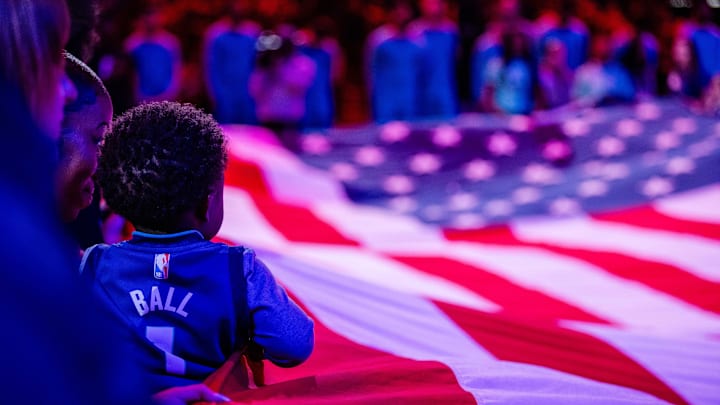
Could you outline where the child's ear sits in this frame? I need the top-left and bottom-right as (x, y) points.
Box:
(195, 194), (211, 222)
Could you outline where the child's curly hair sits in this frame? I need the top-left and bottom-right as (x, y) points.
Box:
(97, 101), (227, 232)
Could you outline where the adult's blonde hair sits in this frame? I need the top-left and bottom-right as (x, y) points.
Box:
(0, 0), (70, 121)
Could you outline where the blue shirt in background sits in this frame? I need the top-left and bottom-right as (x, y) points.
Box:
(206, 28), (258, 124)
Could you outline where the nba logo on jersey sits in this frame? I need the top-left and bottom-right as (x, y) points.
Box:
(154, 253), (170, 279)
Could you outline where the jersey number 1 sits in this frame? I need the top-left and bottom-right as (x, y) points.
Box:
(146, 326), (186, 375)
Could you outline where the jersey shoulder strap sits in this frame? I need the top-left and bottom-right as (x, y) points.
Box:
(79, 243), (110, 279)
(228, 245), (250, 348)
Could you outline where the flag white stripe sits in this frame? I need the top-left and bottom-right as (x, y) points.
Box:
(265, 251), (668, 405)
(313, 201), (447, 249)
(511, 216), (720, 282)
(442, 242), (720, 335)
(283, 243), (502, 312)
(653, 184), (720, 225)
(219, 187), (288, 250)
(567, 321), (720, 405)
(304, 194), (720, 334)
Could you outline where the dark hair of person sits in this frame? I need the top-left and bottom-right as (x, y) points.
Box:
(97, 101), (227, 232)
(0, 0), (70, 122)
(63, 52), (108, 113)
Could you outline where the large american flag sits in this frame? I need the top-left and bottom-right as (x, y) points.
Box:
(210, 98), (720, 404)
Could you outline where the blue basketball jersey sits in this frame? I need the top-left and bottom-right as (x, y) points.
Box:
(300, 45), (334, 129)
(691, 27), (720, 86)
(207, 31), (258, 124)
(540, 27), (589, 71)
(370, 37), (423, 123)
(417, 29), (459, 118)
(80, 230), (314, 393)
(130, 42), (175, 98)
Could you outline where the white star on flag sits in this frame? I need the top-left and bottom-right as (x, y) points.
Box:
(463, 159), (496, 181)
(409, 153), (442, 174)
(562, 118), (591, 137)
(450, 213), (485, 229)
(522, 163), (562, 185)
(508, 115), (532, 132)
(512, 187), (542, 205)
(640, 176), (674, 198)
(577, 179), (609, 198)
(484, 199), (514, 217)
(634, 102), (661, 120)
(549, 197), (582, 216)
(383, 175), (415, 194)
(301, 133), (332, 155)
(355, 146), (386, 166)
(432, 124), (462, 147)
(330, 162), (359, 181)
(380, 121), (411, 143)
(596, 136), (626, 157)
(672, 117), (697, 135)
(616, 119), (643, 137)
(487, 132), (518, 156)
(542, 139), (573, 161)
(655, 131), (681, 150)
(447, 192), (479, 211)
(688, 139), (718, 158)
(665, 157), (696, 175)
(387, 196), (418, 213)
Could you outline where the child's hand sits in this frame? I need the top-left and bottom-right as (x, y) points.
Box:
(245, 341), (265, 387)
(152, 384), (231, 404)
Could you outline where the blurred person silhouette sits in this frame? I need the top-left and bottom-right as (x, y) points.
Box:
(125, 7), (182, 103)
(537, 0), (588, 71)
(0, 0), (154, 403)
(667, 37), (706, 103)
(470, 0), (533, 108)
(296, 16), (345, 129)
(204, 1), (261, 124)
(688, 3), (720, 89)
(409, 0), (459, 119)
(0, 1), (231, 403)
(479, 28), (538, 115)
(571, 31), (635, 108)
(537, 38), (573, 109)
(617, 28), (659, 99)
(249, 31), (316, 150)
(366, 0), (423, 123)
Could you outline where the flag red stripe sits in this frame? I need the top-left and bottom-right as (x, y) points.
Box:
(435, 301), (689, 405)
(248, 197), (360, 245)
(391, 255), (610, 325)
(593, 205), (720, 241)
(225, 157), (359, 245)
(445, 226), (720, 314)
(207, 288), (476, 404)
(225, 156), (272, 198)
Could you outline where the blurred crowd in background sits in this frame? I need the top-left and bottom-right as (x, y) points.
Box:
(84, 0), (720, 128)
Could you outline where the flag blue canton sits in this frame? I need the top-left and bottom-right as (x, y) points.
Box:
(298, 99), (720, 228)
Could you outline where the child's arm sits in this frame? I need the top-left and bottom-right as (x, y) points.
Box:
(244, 252), (314, 367)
